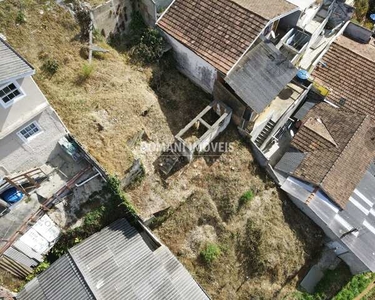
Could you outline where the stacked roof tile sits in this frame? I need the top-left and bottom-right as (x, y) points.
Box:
(313, 36), (375, 119)
(290, 103), (375, 208)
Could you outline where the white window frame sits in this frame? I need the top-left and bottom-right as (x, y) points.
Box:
(17, 121), (43, 143)
(0, 80), (25, 108)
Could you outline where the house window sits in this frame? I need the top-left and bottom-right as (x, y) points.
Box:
(0, 82), (24, 107)
(17, 121), (42, 142)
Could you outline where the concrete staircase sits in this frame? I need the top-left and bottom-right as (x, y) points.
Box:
(255, 120), (276, 147)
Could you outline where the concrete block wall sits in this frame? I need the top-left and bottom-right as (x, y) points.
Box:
(91, 0), (133, 38)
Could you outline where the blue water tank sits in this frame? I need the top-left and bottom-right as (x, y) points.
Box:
(1, 187), (24, 204)
(297, 70), (310, 80)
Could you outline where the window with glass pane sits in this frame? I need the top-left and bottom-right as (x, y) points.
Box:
(0, 83), (21, 104)
(19, 122), (40, 140)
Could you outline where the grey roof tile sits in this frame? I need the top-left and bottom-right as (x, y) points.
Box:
(0, 38), (34, 84)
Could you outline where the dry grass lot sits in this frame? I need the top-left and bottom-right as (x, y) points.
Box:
(0, 1), (325, 298)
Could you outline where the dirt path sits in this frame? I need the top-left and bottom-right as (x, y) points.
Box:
(354, 281), (375, 300)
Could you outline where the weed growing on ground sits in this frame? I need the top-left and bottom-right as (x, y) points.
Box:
(79, 63), (94, 81)
(16, 10), (26, 24)
(239, 190), (254, 208)
(200, 243), (221, 264)
(333, 272), (375, 300)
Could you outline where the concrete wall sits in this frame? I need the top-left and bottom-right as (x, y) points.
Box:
(0, 77), (47, 133)
(91, 0), (133, 38)
(0, 106), (67, 176)
(213, 81), (247, 126)
(139, 0), (156, 27)
(163, 33), (217, 93)
(197, 111), (232, 153)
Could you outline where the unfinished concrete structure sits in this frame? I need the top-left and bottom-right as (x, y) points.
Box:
(158, 101), (232, 175)
(175, 101), (232, 162)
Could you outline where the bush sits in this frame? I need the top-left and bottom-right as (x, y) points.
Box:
(132, 29), (164, 64)
(16, 10), (26, 24)
(25, 261), (50, 282)
(42, 59), (59, 76)
(333, 272), (375, 300)
(355, 0), (369, 21)
(80, 63), (94, 80)
(239, 190), (254, 207)
(200, 243), (221, 264)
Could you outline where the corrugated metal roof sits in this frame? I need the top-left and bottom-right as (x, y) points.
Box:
(274, 147), (305, 175)
(69, 219), (209, 300)
(4, 247), (38, 269)
(281, 163), (375, 272)
(17, 254), (94, 300)
(18, 219), (209, 300)
(225, 40), (297, 113)
(0, 38), (34, 84)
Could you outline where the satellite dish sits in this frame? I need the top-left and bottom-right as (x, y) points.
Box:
(370, 14), (375, 21)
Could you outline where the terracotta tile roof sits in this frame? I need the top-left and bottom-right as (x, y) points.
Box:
(313, 36), (375, 119)
(157, 0), (270, 73)
(231, 0), (296, 19)
(291, 103), (375, 208)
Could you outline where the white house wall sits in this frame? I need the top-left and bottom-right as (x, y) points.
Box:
(164, 33), (217, 93)
(0, 106), (67, 176)
(0, 76), (48, 134)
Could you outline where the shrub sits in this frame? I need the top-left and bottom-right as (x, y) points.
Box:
(42, 59), (59, 76)
(25, 261), (50, 282)
(200, 243), (221, 264)
(132, 29), (164, 64)
(80, 63), (94, 80)
(333, 272), (375, 300)
(355, 0), (369, 21)
(239, 190), (254, 207)
(16, 10), (26, 24)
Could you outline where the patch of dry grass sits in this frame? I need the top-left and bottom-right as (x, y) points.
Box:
(0, 268), (25, 292)
(0, 3), (324, 298)
(152, 129), (324, 299)
(0, 0), (210, 176)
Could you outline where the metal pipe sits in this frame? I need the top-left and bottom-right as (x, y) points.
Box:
(75, 172), (100, 187)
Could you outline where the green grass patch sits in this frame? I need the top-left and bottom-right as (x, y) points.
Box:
(333, 272), (375, 300)
(200, 243), (221, 264)
(239, 190), (254, 207)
